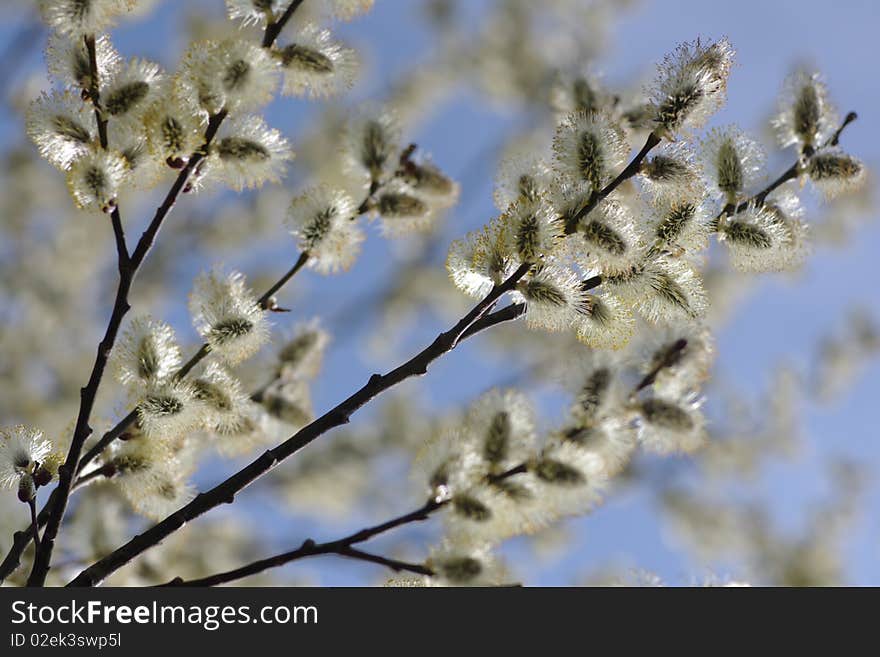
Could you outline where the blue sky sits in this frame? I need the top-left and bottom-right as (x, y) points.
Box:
(2, 0), (878, 585)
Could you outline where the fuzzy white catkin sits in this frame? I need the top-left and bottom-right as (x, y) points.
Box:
(188, 269), (269, 364)
(287, 185), (364, 274)
(209, 115), (294, 191)
(0, 426), (52, 490)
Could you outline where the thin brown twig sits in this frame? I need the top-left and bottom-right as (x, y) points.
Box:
(24, 1), (306, 586)
(564, 131), (662, 234)
(63, 117), (694, 587)
(163, 463), (529, 586)
(262, 0), (306, 48)
(27, 499), (41, 551)
(67, 260), (531, 587)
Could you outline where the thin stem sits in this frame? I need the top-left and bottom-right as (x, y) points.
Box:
(72, 464), (115, 491)
(28, 499), (41, 551)
(3, 2), (313, 585)
(68, 263), (532, 587)
(67, 122), (670, 586)
(76, 409), (138, 475)
(828, 111), (858, 148)
(84, 35), (108, 150)
(262, 0), (306, 48)
(26, 110), (228, 587)
(335, 546), (433, 576)
(723, 111), (859, 218)
(163, 464), (528, 586)
(564, 131), (662, 234)
(80, 183), (377, 473)
(632, 338), (687, 395)
(258, 251), (310, 308)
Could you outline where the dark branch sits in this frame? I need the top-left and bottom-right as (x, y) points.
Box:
(262, 0), (306, 48)
(724, 111), (859, 217)
(564, 131), (662, 234)
(68, 262), (532, 586)
(162, 464), (529, 586)
(3, 3), (314, 584)
(67, 117), (674, 586)
(27, 499), (41, 551)
(258, 251), (310, 308)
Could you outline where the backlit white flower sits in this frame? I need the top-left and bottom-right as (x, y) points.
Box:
(261, 377), (314, 427)
(46, 32), (122, 90)
(651, 37), (734, 135)
(575, 291), (636, 349)
(502, 197), (562, 263)
(136, 381), (202, 441)
(113, 316), (182, 387)
(773, 70), (837, 150)
(189, 268), (269, 364)
(763, 188), (810, 270)
(287, 185), (364, 274)
(38, 0), (136, 36)
(209, 115), (293, 191)
(108, 122), (166, 189)
(561, 351), (628, 424)
(110, 434), (196, 520)
(806, 149), (865, 199)
(413, 428), (481, 502)
(398, 157), (459, 207)
(177, 39), (278, 116)
(225, 0), (286, 26)
(606, 256), (707, 323)
(700, 126), (765, 205)
(191, 363), (252, 437)
(638, 141), (703, 203)
(493, 145), (555, 210)
(515, 265), (588, 332)
(343, 107), (401, 185)
(567, 199), (641, 274)
(557, 416), (636, 479)
(553, 110), (627, 190)
(447, 216), (517, 299)
(551, 70), (611, 117)
(425, 542), (503, 587)
(26, 91), (95, 171)
(66, 149), (128, 211)
(444, 481), (542, 545)
(645, 196), (710, 257)
(275, 319), (330, 380)
(372, 180), (434, 236)
(0, 426), (52, 490)
(528, 440), (607, 518)
(635, 394), (706, 454)
(277, 24), (359, 99)
(635, 321), (714, 397)
(716, 203), (793, 272)
(144, 98), (204, 162)
(102, 58), (164, 122)
(463, 389), (536, 475)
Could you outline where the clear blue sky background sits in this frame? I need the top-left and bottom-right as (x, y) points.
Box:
(1, 0), (878, 585)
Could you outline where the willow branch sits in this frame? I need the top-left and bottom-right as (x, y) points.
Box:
(79, 176), (383, 475)
(26, 109), (227, 586)
(564, 131), (662, 234)
(164, 541), (432, 587)
(262, 0), (306, 47)
(27, 499), (41, 552)
(67, 260), (531, 586)
(3, 5), (312, 586)
(722, 112), (858, 218)
(163, 464), (528, 587)
(65, 117), (677, 586)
